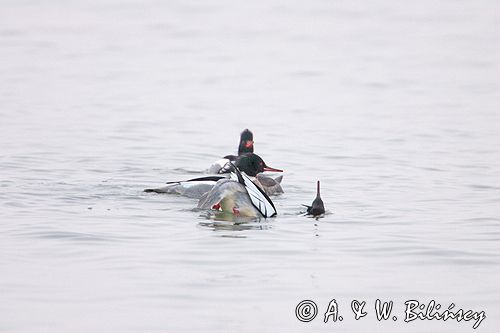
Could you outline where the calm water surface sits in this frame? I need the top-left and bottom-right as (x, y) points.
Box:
(1, 0), (499, 332)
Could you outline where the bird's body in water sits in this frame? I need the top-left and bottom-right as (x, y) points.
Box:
(304, 181), (325, 216)
(197, 178), (260, 217)
(145, 153), (283, 197)
(198, 165), (277, 218)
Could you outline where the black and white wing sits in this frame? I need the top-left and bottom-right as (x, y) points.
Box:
(230, 171), (277, 218)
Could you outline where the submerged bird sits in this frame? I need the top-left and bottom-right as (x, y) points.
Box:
(208, 129), (254, 174)
(198, 163), (277, 218)
(303, 181), (325, 216)
(144, 153), (283, 197)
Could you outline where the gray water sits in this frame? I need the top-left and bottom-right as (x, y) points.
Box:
(1, 0), (499, 332)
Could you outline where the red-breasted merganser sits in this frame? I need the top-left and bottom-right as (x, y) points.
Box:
(144, 153), (283, 197)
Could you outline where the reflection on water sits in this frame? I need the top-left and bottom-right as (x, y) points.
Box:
(198, 210), (272, 232)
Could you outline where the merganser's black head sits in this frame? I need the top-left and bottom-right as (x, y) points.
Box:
(235, 153), (283, 177)
(238, 129), (254, 155)
(305, 181), (325, 216)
